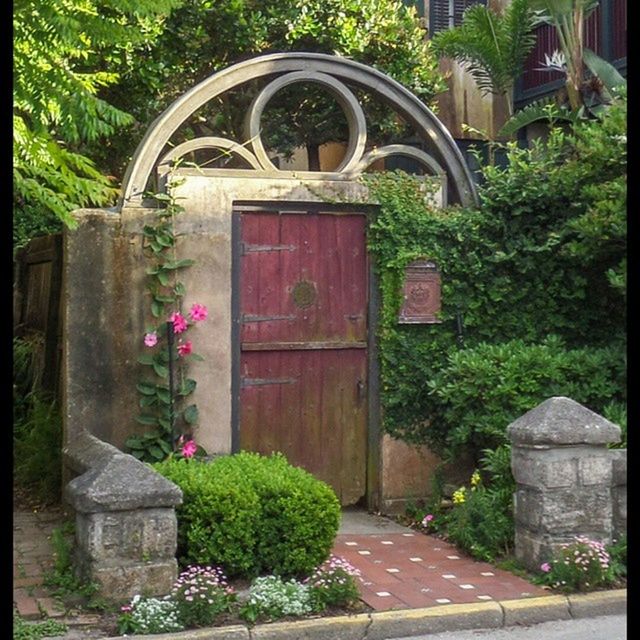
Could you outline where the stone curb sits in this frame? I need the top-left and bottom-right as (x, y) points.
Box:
(99, 589), (626, 640)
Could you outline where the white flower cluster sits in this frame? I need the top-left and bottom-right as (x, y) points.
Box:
(247, 575), (314, 617)
(128, 595), (184, 634)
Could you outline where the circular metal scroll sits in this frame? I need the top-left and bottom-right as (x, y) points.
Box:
(245, 70), (367, 173)
(119, 52), (479, 207)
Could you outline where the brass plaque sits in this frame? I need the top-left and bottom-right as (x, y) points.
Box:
(398, 260), (441, 324)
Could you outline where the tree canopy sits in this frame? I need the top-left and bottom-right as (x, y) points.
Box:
(13, 0), (181, 247)
(99, 0), (447, 174)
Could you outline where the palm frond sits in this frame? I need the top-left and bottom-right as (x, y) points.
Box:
(497, 98), (581, 138)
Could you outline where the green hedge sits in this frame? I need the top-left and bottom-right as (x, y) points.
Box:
(153, 452), (341, 578)
(364, 95), (626, 460)
(426, 336), (626, 459)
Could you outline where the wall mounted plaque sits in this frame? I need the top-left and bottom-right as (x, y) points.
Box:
(398, 259), (441, 324)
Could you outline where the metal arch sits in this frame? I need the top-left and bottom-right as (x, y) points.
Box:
(350, 145), (448, 206)
(119, 52), (478, 208)
(157, 137), (263, 174)
(245, 70), (367, 173)
(350, 144), (445, 176)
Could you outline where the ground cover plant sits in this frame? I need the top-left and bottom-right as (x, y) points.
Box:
(533, 535), (627, 593)
(117, 556), (362, 633)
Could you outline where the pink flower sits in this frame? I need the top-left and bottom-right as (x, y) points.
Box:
(421, 514), (434, 527)
(189, 303), (208, 322)
(170, 312), (188, 334)
(182, 439), (197, 458)
(144, 332), (158, 347)
(540, 562), (551, 573)
(120, 605), (132, 613)
(177, 341), (192, 357)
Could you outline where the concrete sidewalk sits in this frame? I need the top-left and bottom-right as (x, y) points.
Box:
(13, 507), (626, 639)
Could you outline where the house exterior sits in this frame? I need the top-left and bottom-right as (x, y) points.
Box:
(406, 0), (627, 153)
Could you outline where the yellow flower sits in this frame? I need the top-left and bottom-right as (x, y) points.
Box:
(470, 470), (481, 489)
(452, 487), (466, 504)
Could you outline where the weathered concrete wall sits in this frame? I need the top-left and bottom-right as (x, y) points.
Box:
(380, 435), (442, 514)
(508, 397), (624, 571)
(62, 211), (147, 449)
(63, 171), (447, 509)
(611, 449), (627, 540)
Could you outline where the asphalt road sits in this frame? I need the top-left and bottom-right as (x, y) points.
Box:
(395, 614), (627, 640)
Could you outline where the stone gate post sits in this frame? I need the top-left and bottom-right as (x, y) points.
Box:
(507, 396), (621, 571)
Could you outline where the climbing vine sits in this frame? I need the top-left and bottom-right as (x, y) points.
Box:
(363, 144), (625, 461)
(125, 180), (207, 462)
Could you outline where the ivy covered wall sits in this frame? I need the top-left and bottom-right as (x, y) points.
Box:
(365, 93), (626, 461)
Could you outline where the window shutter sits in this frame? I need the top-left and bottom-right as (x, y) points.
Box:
(429, 0), (487, 37)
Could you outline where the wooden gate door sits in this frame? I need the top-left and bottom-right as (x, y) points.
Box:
(237, 210), (368, 505)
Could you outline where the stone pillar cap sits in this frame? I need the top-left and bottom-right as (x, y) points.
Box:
(65, 453), (183, 513)
(507, 396), (621, 446)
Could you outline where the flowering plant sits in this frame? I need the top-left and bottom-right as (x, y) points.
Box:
(534, 536), (613, 592)
(125, 182), (208, 463)
(171, 565), (236, 627)
(117, 595), (184, 635)
(240, 575), (314, 623)
(305, 555), (361, 610)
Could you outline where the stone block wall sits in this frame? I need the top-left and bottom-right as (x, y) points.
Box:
(64, 430), (182, 600)
(508, 397), (626, 571)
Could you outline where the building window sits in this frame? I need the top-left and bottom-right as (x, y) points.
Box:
(428, 0), (487, 37)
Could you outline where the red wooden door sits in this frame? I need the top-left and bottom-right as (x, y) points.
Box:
(238, 211), (368, 505)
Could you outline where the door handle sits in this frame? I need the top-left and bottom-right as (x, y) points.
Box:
(357, 379), (367, 403)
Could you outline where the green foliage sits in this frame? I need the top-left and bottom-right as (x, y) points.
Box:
(364, 95), (625, 461)
(496, 98), (583, 139)
(153, 452), (341, 578)
(125, 183), (206, 462)
(444, 482), (514, 562)
(606, 535), (627, 580)
(13, 394), (63, 505)
(13, 0), (181, 240)
(427, 337), (626, 457)
(602, 401), (627, 449)
(432, 0), (536, 115)
(13, 611), (67, 640)
(43, 523), (102, 608)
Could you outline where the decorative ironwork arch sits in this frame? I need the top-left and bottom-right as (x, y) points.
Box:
(120, 52), (478, 208)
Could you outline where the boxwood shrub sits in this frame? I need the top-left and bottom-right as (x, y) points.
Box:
(153, 452), (341, 578)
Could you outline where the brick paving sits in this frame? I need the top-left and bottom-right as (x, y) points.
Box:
(332, 532), (548, 611)
(13, 508), (68, 621)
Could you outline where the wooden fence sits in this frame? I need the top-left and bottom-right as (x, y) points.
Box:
(13, 234), (63, 395)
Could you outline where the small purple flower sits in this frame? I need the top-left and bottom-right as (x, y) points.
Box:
(540, 562), (551, 573)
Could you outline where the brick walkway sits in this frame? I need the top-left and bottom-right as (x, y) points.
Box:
(13, 508), (110, 636)
(13, 508), (69, 620)
(333, 532), (548, 611)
